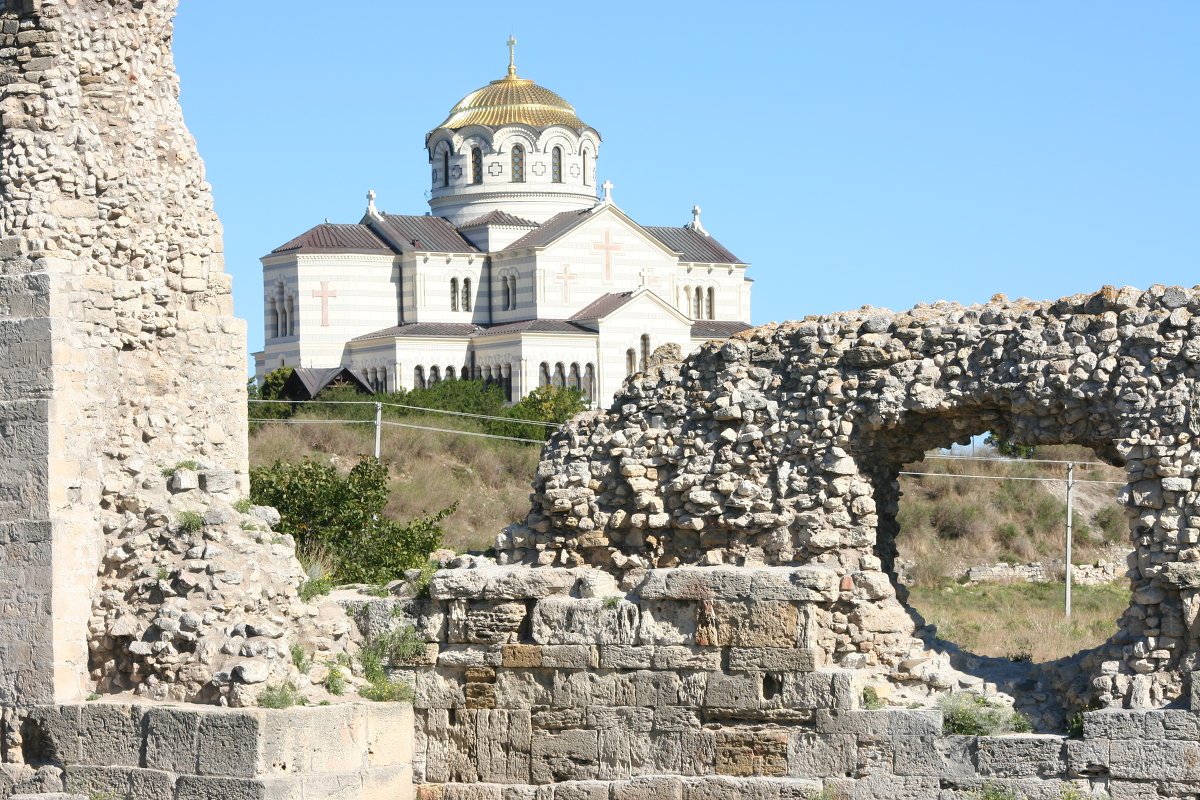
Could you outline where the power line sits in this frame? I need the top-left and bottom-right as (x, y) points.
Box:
(249, 398), (560, 428)
(899, 471), (1125, 486)
(248, 416), (545, 445)
(923, 453), (1112, 468)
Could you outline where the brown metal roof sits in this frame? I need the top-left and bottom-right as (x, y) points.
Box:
(459, 210), (540, 229)
(474, 319), (591, 337)
(691, 320), (753, 339)
(643, 226), (743, 265)
(569, 291), (635, 321)
(353, 322), (483, 342)
(369, 214), (480, 254)
(270, 224), (393, 256)
(504, 207), (593, 250)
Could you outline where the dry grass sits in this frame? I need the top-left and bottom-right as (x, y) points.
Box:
(250, 411), (539, 552)
(908, 581), (1127, 661)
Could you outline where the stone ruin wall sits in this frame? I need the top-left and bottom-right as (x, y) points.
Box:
(0, 0), (354, 713)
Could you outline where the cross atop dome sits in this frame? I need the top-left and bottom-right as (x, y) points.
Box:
(506, 35), (518, 78)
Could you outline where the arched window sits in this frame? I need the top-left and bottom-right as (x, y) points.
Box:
(706, 287), (715, 320)
(503, 364), (513, 402)
(429, 366), (441, 384)
(266, 298), (279, 340)
(414, 366), (425, 389)
(553, 363), (565, 388)
(640, 334), (651, 370)
(511, 145), (525, 182)
(539, 363), (550, 387)
(471, 147), (483, 184)
(626, 348), (636, 375)
(568, 363), (581, 390)
(582, 150), (590, 185)
(583, 364), (595, 404)
(693, 287), (703, 319)
(378, 367), (388, 393)
(462, 278), (472, 312)
(446, 365), (456, 381)
(450, 278), (459, 311)
(286, 295), (296, 336)
(503, 276), (512, 311)
(442, 150), (450, 187)
(509, 276), (518, 309)
(552, 147), (563, 183)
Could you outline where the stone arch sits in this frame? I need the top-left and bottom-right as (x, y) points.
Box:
(506, 285), (1200, 713)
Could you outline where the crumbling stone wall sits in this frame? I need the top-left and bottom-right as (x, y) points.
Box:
(499, 285), (1200, 711)
(0, 0), (352, 707)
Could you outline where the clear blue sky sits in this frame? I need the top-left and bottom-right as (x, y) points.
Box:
(173, 2), (1198, 362)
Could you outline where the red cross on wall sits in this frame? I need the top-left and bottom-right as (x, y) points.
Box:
(312, 281), (337, 327)
(592, 230), (623, 281)
(554, 265), (578, 304)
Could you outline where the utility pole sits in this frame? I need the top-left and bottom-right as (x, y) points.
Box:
(372, 402), (381, 460)
(1065, 461), (1075, 618)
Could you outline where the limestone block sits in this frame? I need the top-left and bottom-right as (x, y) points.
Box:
(748, 568), (838, 602)
(596, 727), (653, 780)
(531, 598), (638, 645)
(144, 706), (201, 774)
(715, 729), (789, 777)
(784, 672), (854, 710)
(654, 708), (701, 731)
(648, 730), (717, 776)
(199, 469), (237, 493)
(416, 668), (467, 708)
(638, 568), (752, 600)
(680, 776), (824, 800)
(728, 648), (815, 673)
(174, 775), (300, 800)
(439, 785), (504, 800)
(429, 567), (577, 601)
(1109, 739), (1200, 780)
(438, 645), (503, 668)
(299, 770), (365, 799)
(975, 736), (1066, 778)
(814, 709), (941, 736)
(77, 703), (143, 767)
(652, 646), (722, 671)
(696, 601), (798, 648)
(540, 645), (597, 669)
(610, 776), (684, 800)
(599, 645), (655, 669)
(502, 644), (543, 668)
(636, 600), (698, 645)
(454, 601), (526, 644)
(1064, 739), (1110, 777)
(63, 766), (136, 799)
(171, 468), (199, 491)
(893, 732), (978, 779)
(24, 705), (82, 765)
(365, 702), (414, 768)
(783, 732), (855, 778)
(494, 671), (552, 708)
(196, 711), (262, 778)
(1081, 710), (1154, 740)
(531, 729), (600, 783)
(547, 782), (609, 800)
(307, 705), (370, 773)
(361, 764), (414, 800)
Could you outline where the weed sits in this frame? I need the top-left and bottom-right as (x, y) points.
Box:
(86, 693), (100, 701)
(335, 652), (353, 668)
(411, 559), (438, 598)
(1057, 785), (1090, 800)
(967, 783), (1025, 800)
(298, 576), (334, 602)
(602, 595), (623, 609)
(162, 459), (202, 478)
(240, 520), (259, 531)
(290, 644), (311, 673)
(1006, 649), (1033, 663)
(940, 694), (1031, 736)
(861, 686), (887, 710)
(156, 567), (170, 581)
(1065, 712), (1085, 738)
(365, 584), (390, 598)
(178, 511), (204, 533)
(259, 682), (304, 709)
(233, 498), (254, 514)
(324, 666), (346, 696)
(359, 678), (414, 703)
(89, 792), (119, 800)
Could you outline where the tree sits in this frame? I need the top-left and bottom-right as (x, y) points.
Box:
(984, 432), (1036, 460)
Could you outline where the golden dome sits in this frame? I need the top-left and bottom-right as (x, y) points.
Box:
(435, 74), (587, 130)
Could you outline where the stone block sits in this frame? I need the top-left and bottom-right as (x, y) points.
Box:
(814, 709), (941, 736)
(1064, 738), (1110, 777)
(696, 601), (798, 647)
(175, 775), (299, 800)
(586, 706), (654, 732)
(530, 729), (599, 783)
(455, 601), (527, 644)
(784, 671), (854, 710)
(549, 783), (609, 800)
(1160, 709), (1200, 739)
(749, 568), (838, 602)
(648, 730), (716, 776)
(429, 566), (577, 601)
(129, 769), (184, 800)
(494, 671), (552, 708)
(681, 776), (824, 800)
(197, 710), (262, 778)
(144, 706), (201, 774)
(976, 736), (1066, 779)
(611, 775), (683, 800)
(440, 785), (503, 800)
(638, 568), (752, 600)
(24, 705), (81, 765)
(502, 644), (543, 668)
(540, 645), (597, 669)
(307, 705), (369, 773)
(361, 764), (414, 800)
(786, 732), (855, 778)
(893, 734), (976, 778)
(652, 645), (722, 671)
(636, 600), (698, 645)
(1109, 738), (1200, 780)
(728, 648), (815, 673)
(704, 672), (765, 709)
(531, 598), (639, 645)
(365, 702), (414, 768)
(78, 703), (143, 767)
(1081, 710), (1153, 740)
(654, 707), (701, 731)
(715, 729), (788, 777)
(438, 644), (503, 668)
(63, 766), (133, 799)
(596, 727), (653, 780)
(299, 770), (364, 799)
(600, 645), (654, 669)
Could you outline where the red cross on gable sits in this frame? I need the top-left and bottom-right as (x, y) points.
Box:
(592, 230), (623, 282)
(312, 281), (337, 327)
(554, 265), (578, 304)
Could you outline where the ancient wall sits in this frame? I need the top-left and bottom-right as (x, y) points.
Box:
(0, 0), (354, 708)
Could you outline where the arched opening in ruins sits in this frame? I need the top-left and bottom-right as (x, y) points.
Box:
(864, 408), (1131, 665)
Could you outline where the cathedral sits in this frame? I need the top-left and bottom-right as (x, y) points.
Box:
(253, 40), (753, 407)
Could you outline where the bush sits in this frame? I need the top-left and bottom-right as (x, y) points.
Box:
(940, 693), (1032, 736)
(178, 511), (204, 533)
(259, 682), (304, 709)
(359, 679), (414, 703)
(249, 457), (450, 584)
(324, 666), (346, 696)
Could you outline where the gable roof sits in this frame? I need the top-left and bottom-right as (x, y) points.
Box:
(353, 322), (483, 342)
(368, 214), (479, 254)
(691, 320), (753, 339)
(569, 291), (635, 321)
(270, 224), (393, 256)
(504, 207), (593, 250)
(282, 367), (373, 400)
(643, 226), (743, 264)
(459, 210), (539, 229)
(474, 319), (593, 337)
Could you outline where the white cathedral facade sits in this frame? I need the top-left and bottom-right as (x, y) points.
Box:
(253, 43), (752, 406)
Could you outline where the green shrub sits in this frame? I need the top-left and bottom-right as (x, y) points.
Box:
(1093, 505), (1127, 543)
(233, 498), (254, 514)
(250, 457), (450, 584)
(861, 687), (886, 710)
(178, 511), (204, 533)
(940, 694), (1032, 736)
(259, 682), (304, 709)
(290, 644), (311, 673)
(360, 626), (427, 679)
(162, 459), (202, 478)
(359, 678), (414, 703)
(299, 576), (334, 602)
(984, 432), (1036, 459)
(324, 666), (346, 696)
(967, 784), (1025, 800)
